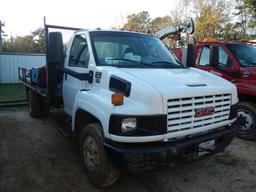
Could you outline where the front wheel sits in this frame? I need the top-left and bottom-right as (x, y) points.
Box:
(80, 123), (119, 188)
(237, 101), (256, 140)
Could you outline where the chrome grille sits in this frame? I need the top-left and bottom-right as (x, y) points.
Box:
(167, 94), (231, 132)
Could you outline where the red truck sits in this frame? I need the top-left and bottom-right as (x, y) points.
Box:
(172, 40), (256, 140)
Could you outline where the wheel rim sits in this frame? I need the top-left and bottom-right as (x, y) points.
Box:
(82, 136), (100, 171)
(237, 109), (255, 132)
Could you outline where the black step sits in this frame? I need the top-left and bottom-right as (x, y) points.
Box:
(50, 112), (72, 138)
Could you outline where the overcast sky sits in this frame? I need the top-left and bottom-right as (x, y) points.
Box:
(0, 0), (179, 38)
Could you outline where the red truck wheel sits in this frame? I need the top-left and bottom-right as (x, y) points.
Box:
(80, 123), (119, 188)
(28, 90), (41, 117)
(237, 101), (256, 140)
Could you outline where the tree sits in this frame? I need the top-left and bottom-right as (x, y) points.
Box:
(122, 11), (151, 33)
(234, 0), (256, 39)
(122, 12), (176, 34)
(235, 0), (251, 37)
(4, 35), (35, 53)
(150, 16), (174, 33)
(2, 28), (45, 53)
(31, 28), (46, 53)
(245, 0), (256, 22)
(192, 0), (232, 40)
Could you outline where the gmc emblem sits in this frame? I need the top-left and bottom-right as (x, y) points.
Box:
(195, 107), (215, 117)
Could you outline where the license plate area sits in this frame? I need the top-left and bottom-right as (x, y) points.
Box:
(198, 140), (215, 156)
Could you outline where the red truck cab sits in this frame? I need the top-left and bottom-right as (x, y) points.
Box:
(193, 41), (256, 140)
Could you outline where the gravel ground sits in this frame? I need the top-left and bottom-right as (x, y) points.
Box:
(0, 109), (256, 192)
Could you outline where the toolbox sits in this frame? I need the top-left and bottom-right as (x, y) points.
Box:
(31, 68), (39, 85)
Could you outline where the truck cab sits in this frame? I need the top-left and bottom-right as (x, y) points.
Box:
(62, 30), (237, 185)
(194, 41), (256, 140)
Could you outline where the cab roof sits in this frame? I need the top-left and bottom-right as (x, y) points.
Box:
(75, 29), (152, 37)
(196, 40), (244, 45)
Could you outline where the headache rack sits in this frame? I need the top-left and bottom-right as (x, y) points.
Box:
(18, 17), (85, 106)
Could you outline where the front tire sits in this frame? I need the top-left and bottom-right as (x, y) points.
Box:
(237, 101), (256, 140)
(80, 123), (119, 188)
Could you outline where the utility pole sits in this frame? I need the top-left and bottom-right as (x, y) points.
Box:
(0, 20), (6, 52)
(0, 20), (2, 52)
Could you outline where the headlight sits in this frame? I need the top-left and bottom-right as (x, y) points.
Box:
(121, 118), (137, 133)
(109, 115), (167, 136)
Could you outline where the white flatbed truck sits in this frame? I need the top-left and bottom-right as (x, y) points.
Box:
(19, 22), (238, 188)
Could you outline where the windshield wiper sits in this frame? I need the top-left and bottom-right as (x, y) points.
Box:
(107, 58), (156, 67)
(107, 58), (140, 63)
(151, 61), (184, 68)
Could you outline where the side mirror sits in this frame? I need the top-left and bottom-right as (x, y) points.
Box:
(209, 46), (219, 67)
(182, 17), (195, 35)
(182, 44), (195, 67)
(46, 32), (64, 105)
(47, 32), (64, 66)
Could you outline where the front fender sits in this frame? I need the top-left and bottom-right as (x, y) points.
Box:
(72, 90), (111, 139)
(71, 88), (165, 141)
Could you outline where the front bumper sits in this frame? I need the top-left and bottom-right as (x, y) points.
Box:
(105, 125), (237, 153)
(104, 125), (238, 169)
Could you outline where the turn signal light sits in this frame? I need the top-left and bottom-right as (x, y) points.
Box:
(112, 93), (124, 106)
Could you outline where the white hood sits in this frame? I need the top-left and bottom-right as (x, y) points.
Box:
(119, 67), (236, 99)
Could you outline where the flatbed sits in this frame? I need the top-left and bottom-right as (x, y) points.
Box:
(18, 67), (48, 98)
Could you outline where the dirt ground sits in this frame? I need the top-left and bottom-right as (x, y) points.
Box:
(1, 109), (256, 192)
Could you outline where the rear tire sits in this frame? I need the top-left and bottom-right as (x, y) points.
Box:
(237, 101), (256, 140)
(80, 123), (119, 188)
(28, 90), (41, 117)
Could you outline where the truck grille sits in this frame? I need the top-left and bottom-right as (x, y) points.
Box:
(167, 94), (231, 132)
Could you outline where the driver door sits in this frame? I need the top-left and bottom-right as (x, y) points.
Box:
(197, 45), (235, 81)
(63, 33), (90, 115)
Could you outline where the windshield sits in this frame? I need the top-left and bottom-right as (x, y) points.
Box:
(227, 44), (256, 67)
(89, 31), (182, 68)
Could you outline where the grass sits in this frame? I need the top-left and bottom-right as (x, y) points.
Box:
(0, 83), (27, 102)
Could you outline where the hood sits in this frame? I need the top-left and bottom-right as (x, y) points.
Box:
(119, 67), (235, 98)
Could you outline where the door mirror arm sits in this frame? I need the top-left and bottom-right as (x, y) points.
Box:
(184, 43), (195, 67)
(209, 46), (219, 67)
(56, 66), (94, 83)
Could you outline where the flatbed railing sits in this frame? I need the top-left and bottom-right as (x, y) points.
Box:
(18, 67), (48, 98)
